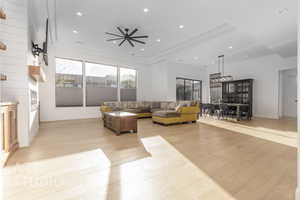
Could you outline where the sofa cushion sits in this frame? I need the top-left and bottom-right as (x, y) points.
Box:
(151, 108), (163, 113)
(120, 102), (128, 109)
(151, 102), (161, 109)
(104, 102), (121, 111)
(123, 108), (142, 113)
(141, 101), (150, 107)
(152, 110), (180, 118)
(140, 107), (151, 113)
(139, 102), (151, 112)
(167, 102), (177, 110)
(177, 101), (191, 107)
(100, 106), (113, 113)
(127, 101), (138, 109)
(175, 104), (182, 112)
(160, 102), (170, 110)
(190, 101), (199, 106)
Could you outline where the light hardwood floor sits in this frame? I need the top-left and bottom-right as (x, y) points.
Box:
(3, 117), (297, 200)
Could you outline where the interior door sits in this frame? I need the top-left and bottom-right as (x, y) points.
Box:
(282, 68), (297, 118)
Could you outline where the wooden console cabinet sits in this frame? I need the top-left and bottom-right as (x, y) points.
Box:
(1, 102), (19, 166)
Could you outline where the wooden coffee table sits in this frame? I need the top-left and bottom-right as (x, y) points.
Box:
(103, 112), (138, 135)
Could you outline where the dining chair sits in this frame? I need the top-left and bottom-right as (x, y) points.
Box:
(215, 104), (230, 119)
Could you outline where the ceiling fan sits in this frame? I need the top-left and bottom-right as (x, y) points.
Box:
(105, 27), (148, 47)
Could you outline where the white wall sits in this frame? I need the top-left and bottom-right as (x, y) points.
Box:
(204, 55), (297, 119)
(39, 44), (152, 121)
(149, 61), (207, 101)
(27, 5), (40, 144)
(147, 62), (169, 101)
(1, 0), (31, 147)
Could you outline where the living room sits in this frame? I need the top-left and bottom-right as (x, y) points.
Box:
(0, 0), (299, 199)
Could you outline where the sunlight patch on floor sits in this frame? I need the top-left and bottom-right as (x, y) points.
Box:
(3, 149), (112, 200)
(198, 118), (297, 147)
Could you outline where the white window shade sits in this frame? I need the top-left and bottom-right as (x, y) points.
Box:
(85, 63), (118, 106)
(55, 58), (83, 107)
(120, 68), (137, 101)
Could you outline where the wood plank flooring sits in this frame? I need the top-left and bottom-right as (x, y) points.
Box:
(3, 117), (297, 200)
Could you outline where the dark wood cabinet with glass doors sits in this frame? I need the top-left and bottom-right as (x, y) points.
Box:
(222, 79), (253, 119)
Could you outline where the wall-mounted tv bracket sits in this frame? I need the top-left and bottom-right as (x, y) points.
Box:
(31, 41), (44, 57)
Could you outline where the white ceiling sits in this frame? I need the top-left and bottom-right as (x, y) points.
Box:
(29, 0), (297, 65)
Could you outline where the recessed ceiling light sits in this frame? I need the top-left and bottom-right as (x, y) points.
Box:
(76, 12), (83, 16)
(75, 41), (83, 44)
(194, 56), (199, 60)
(73, 30), (78, 34)
(179, 25), (184, 29)
(278, 8), (288, 15)
(156, 38), (161, 42)
(228, 46), (233, 49)
(112, 41), (117, 44)
(140, 48), (145, 51)
(143, 8), (149, 13)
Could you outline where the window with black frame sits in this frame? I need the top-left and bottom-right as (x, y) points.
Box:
(176, 78), (202, 101)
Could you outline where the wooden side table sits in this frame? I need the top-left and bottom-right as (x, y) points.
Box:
(103, 112), (138, 135)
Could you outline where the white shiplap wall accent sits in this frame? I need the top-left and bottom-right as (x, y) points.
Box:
(1, 0), (30, 147)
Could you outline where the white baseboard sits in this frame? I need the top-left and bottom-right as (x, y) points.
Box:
(252, 114), (279, 119)
(296, 188), (300, 200)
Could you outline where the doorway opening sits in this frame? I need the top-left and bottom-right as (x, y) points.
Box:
(279, 68), (297, 119)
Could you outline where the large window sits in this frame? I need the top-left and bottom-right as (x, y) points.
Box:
(176, 79), (185, 101)
(56, 58), (83, 107)
(55, 58), (137, 107)
(176, 78), (202, 101)
(193, 80), (201, 101)
(184, 79), (193, 100)
(86, 63), (118, 106)
(120, 68), (137, 101)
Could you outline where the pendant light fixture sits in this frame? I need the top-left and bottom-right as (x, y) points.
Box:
(217, 55), (233, 82)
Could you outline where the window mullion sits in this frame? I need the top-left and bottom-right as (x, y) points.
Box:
(117, 67), (120, 102)
(82, 61), (86, 107)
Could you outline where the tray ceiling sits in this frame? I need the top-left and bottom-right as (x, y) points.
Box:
(29, 0), (297, 65)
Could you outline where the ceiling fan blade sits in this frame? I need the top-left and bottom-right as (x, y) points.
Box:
(129, 28), (138, 36)
(117, 27), (125, 36)
(130, 38), (146, 44)
(119, 39), (126, 46)
(127, 39), (135, 47)
(130, 35), (149, 39)
(105, 32), (123, 37)
(107, 38), (124, 41)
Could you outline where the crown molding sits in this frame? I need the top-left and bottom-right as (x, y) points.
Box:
(147, 23), (236, 64)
